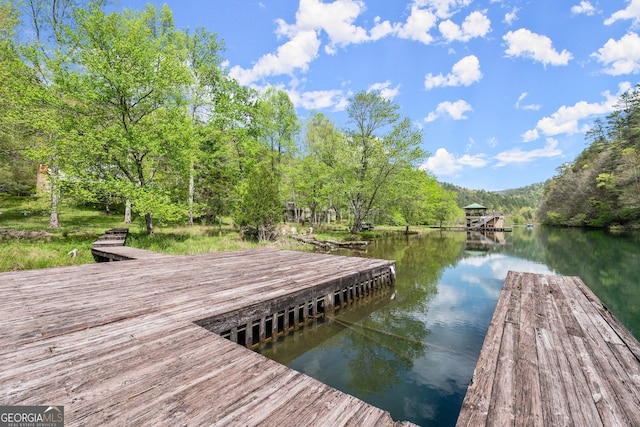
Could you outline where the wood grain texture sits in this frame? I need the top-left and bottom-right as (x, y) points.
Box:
(1, 248), (407, 426)
(456, 271), (640, 427)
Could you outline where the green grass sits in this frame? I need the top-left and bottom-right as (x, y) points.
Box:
(127, 227), (266, 254)
(0, 196), (300, 272)
(0, 196), (427, 272)
(0, 196), (122, 271)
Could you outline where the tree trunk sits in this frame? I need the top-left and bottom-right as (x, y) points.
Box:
(188, 161), (194, 226)
(49, 185), (60, 229)
(48, 167), (60, 229)
(145, 212), (153, 235)
(217, 193), (223, 232)
(124, 199), (132, 224)
(349, 198), (365, 234)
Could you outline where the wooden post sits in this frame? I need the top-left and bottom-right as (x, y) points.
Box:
(293, 305), (299, 328)
(325, 293), (334, 312)
(259, 317), (266, 343)
(245, 322), (253, 347)
(272, 313), (279, 338)
(302, 302), (310, 322)
(283, 309), (290, 331)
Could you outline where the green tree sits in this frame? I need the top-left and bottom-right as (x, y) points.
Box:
(295, 112), (345, 224)
(183, 27), (226, 225)
(63, 5), (192, 234)
(618, 147), (640, 215)
(430, 187), (460, 228)
(234, 160), (282, 241)
(19, 0), (109, 227)
(0, 1), (37, 196)
(381, 167), (436, 229)
(254, 88), (299, 226)
(342, 91), (426, 233)
(291, 154), (333, 225)
(198, 79), (260, 228)
(256, 87), (299, 175)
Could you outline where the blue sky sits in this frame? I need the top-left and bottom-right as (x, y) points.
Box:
(111, 0), (640, 191)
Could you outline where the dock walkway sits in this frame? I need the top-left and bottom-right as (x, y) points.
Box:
(456, 271), (640, 426)
(1, 248), (411, 426)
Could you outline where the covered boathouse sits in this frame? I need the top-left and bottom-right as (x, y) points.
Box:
(464, 203), (508, 231)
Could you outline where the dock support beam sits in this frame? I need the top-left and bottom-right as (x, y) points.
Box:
(197, 266), (395, 349)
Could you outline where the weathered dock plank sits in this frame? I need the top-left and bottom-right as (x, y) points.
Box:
(456, 271), (640, 427)
(0, 248), (409, 426)
(90, 245), (173, 261)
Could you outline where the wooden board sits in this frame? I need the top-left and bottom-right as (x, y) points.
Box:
(456, 271), (640, 427)
(0, 248), (407, 426)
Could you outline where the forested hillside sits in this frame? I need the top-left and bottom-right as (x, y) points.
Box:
(441, 182), (543, 224)
(538, 84), (640, 229)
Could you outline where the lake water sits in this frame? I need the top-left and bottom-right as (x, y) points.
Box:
(259, 227), (640, 426)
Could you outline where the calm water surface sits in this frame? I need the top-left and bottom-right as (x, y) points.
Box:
(259, 227), (640, 426)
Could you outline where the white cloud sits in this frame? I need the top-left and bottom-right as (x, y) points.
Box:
(367, 81), (401, 101)
(422, 0), (474, 19)
(515, 92), (541, 111)
(571, 1), (596, 16)
(229, 30), (320, 85)
(230, 0), (372, 85)
(494, 138), (562, 167)
(334, 95), (351, 111)
(522, 87), (623, 140)
(425, 55), (482, 89)
(394, 1), (493, 44)
(458, 154), (489, 167)
(230, 0), (491, 86)
(604, 0), (640, 25)
(503, 28), (573, 66)
(439, 11), (491, 42)
(537, 103), (609, 135)
(370, 16), (395, 40)
(425, 99), (473, 122)
(287, 88), (349, 111)
(394, 4), (438, 44)
(278, 0), (369, 55)
(283, 76), (353, 111)
(591, 33), (640, 75)
(421, 148), (487, 176)
(521, 129), (540, 142)
(504, 8), (519, 25)
(460, 253), (554, 278)
(422, 148), (461, 175)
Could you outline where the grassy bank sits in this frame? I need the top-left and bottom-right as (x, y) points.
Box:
(2, 196), (406, 272)
(0, 196), (271, 272)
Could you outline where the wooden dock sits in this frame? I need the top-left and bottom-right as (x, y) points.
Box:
(0, 248), (414, 426)
(456, 271), (640, 427)
(90, 245), (173, 262)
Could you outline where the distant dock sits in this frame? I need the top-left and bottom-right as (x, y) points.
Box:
(456, 271), (640, 426)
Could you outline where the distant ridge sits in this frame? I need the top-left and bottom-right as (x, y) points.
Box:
(440, 182), (544, 215)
